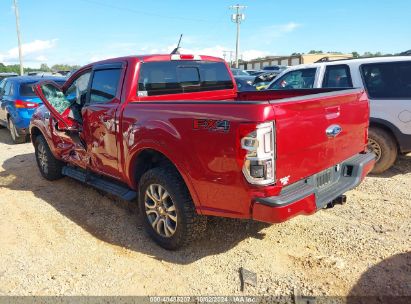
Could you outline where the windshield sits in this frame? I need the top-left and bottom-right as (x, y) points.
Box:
(268, 68), (317, 90)
(231, 69), (250, 76)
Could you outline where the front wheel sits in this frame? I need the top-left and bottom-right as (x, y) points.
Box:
(138, 166), (207, 250)
(34, 135), (64, 180)
(368, 127), (398, 174)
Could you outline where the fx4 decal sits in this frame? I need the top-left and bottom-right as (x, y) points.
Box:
(193, 119), (230, 132)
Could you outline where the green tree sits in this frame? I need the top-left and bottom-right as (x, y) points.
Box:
(352, 51), (360, 58)
(308, 50), (323, 54)
(40, 63), (51, 72)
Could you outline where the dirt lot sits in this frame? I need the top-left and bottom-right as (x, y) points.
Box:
(0, 127), (410, 298)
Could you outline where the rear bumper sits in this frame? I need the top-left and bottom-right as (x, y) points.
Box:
(252, 152), (376, 223)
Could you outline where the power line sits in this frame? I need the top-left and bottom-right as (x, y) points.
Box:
(230, 4), (246, 68)
(13, 0), (24, 75)
(79, 0), (208, 22)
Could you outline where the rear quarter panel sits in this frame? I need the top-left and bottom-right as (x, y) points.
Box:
(121, 101), (276, 217)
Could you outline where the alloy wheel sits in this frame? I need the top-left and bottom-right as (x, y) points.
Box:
(368, 138), (382, 162)
(144, 184), (177, 238)
(37, 142), (49, 174)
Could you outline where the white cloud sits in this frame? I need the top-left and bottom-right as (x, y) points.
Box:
(277, 22), (301, 33)
(0, 39), (57, 63)
(257, 22), (302, 44)
(241, 50), (270, 61)
(35, 55), (48, 62)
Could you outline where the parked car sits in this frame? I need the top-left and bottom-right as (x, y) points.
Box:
(254, 71), (281, 90)
(246, 70), (265, 76)
(231, 68), (250, 76)
(266, 56), (411, 173)
(0, 72), (18, 81)
(262, 65), (288, 72)
(235, 77), (256, 91)
(0, 76), (66, 143)
(30, 54), (374, 249)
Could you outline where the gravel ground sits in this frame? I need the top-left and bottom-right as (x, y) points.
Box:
(0, 128), (410, 298)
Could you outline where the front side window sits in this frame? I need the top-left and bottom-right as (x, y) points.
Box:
(66, 71), (91, 106)
(323, 65), (353, 88)
(361, 61), (411, 99)
(138, 61), (233, 96)
(89, 69), (122, 104)
(269, 68), (317, 90)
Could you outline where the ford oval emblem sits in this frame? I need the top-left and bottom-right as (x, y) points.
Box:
(326, 124), (342, 137)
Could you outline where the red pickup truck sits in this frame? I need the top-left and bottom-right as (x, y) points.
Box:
(30, 54), (375, 249)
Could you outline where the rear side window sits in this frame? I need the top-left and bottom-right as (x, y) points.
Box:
(0, 80), (5, 94)
(269, 68), (316, 90)
(20, 83), (37, 97)
(137, 61), (234, 96)
(90, 69), (122, 104)
(323, 65), (353, 88)
(3, 81), (13, 95)
(361, 61), (411, 99)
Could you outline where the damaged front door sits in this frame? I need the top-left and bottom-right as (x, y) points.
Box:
(34, 81), (80, 131)
(34, 79), (89, 168)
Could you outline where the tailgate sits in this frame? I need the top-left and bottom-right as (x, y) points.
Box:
(271, 89), (369, 185)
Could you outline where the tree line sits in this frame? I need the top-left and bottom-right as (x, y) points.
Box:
(291, 50), (405, 57)
(0, 63), (81, 74)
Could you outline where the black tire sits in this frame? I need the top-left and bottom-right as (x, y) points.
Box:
(34, 135), (64, 180)
(8, 119), (26, 144)
(368, 127), (398, 174)
(138, 166), (207, 250)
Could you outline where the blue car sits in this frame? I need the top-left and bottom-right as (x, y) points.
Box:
(0, 76), (66, 143)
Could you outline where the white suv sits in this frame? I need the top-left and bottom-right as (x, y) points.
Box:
(266, 56), (411, 173)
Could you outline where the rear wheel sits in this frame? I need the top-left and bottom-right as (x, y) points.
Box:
(34, 135), (64, 180)
(8, 119), (26, 144)
(138, 166), (207, 250)
(368, 127), (398, 174)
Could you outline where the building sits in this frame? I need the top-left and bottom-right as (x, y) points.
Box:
(239, 53), (353, 70)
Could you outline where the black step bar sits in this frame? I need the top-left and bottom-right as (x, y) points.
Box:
(62, 166), (137, 201)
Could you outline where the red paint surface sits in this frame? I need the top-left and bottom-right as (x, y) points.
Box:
(30, 55), (373, 224)
(252, 194), (317, 223)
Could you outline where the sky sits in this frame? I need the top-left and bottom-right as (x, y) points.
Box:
(0, 0), (410, 68)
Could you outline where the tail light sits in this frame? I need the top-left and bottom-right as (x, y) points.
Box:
(238, 122), (275, 185)
(15, 100), (38, 109)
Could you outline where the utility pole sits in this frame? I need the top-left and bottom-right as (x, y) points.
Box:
(230, 4), (246, 68)
(13, 0), (24, 75)
(223, 50), (234, 66)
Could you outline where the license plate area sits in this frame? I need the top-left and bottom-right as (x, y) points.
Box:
(315, 164), (341, 189)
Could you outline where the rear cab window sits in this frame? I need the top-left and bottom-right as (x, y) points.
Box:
(322, 64), (353, 88)
(360, 61), (411, 99)
(137, 61), (234, 97)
